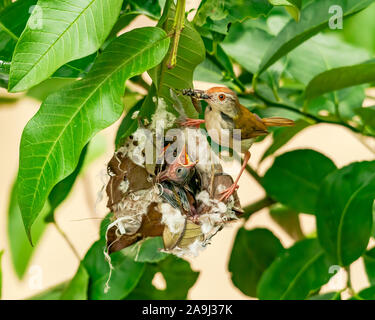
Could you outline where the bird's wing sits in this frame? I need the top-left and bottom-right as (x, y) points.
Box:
(235, 104), (268, 139)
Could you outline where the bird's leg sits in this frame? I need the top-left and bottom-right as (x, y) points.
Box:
(178, 118), (205, 129)
(219, 151), (251, 202)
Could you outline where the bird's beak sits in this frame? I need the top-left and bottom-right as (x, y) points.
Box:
(156, 170), (169, 182)
(192, 89), (211, 100)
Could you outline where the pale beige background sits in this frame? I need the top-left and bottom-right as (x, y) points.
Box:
(1, 2), (375, 299)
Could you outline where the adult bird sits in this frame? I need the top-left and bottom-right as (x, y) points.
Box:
(181, 86), (294, 201)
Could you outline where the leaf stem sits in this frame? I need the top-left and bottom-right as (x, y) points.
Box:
(53, 220), (81, 261)
(242, 196), (276, 220)
(345, 265), (355, 297)
(167, 0), (186, 69)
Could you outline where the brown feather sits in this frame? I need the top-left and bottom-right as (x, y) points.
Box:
(234, 104), (268, 139)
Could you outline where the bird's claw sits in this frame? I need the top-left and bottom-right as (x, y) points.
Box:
(178, 118), (205, 129)
(219, 184), (239, 202)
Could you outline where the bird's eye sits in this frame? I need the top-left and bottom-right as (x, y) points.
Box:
(177, 168), (183, 174)
(218, 94), (226, 101)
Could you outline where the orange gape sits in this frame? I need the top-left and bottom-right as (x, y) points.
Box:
(182, 86), (294, 201)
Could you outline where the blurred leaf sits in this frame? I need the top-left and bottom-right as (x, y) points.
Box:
(0, 0), (11, 10)
(44, 144), (88, 223)
(257, 239), (333, 300)
(127, 0), (163, 19)
(258, 0), (375, 75)
(60, 264), (89, 300)
(263, 149), (337, 214)
(16, 27), (169, 241)
(26, 78), (75, 101)
(0, 250), (3, 299)
(228, 228), (283, 297)
(29, 282), (67, 300)
(9, 0), (123, 92)
(316, 161), (375, 266)
(287, 34), (370, 87)
(356, 106), (375, 133)
(0, 0), (36, 61)
(83, 238), (145, 300)
(194, 0), (273, 35)
(269, 204), (304, 240)
(308, 291), (341, 300)
(306, 61), (375, 100)
(7, 181), (50, 279)
(343, 3), (375, 55)
(52, 53), (97, 79)
(261, 119), (309, 161)
(353, 286), (375, 300)
(115, 99), (143, 149)
(147, 6), (205, 118)
(123, 237), (168, 263)
(0, 0), (36, 88)
(364, 247), (375, 285)
(126, 255), (199, 299)
(269, 0), (301, 21)
(221, 19), (283, 88)
(107, 12), (138, 41)
(194, 58), (233, 87)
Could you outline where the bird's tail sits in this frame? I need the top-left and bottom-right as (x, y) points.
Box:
(262, 117), (294, 127)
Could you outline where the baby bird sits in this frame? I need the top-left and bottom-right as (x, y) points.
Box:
(181, 86), (294, 201)
(157, 144), (199, 221)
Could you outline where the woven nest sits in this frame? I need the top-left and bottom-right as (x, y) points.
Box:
(104, 99), (243, 257)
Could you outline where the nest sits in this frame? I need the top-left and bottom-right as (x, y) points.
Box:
(104, 98), (243, 257)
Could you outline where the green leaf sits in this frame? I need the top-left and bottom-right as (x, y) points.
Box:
(287, 34), (370, 87)
(115, 99), (143, 149)
(60, 264), (89, 300)
(364, 247), (375, 285)
(316, 161), (375, 266)
(261, 119), (309, 161)
(263, 149), (337, 214)
(269, 204), (304, 240)
(9, 0), (123, 92)
(194, 0), (273, 35)
(257, 0), (375, 75)
(83, 239), (145, 300)
(17, 27), (169, 241)
(123, 237), (168, 263)
(257, 239), (333, 300)
(356, 106), (375, 134)
(45, 144), (88, 223)
(7, 181), (50, 279)
(308, 291), (341, 300)
(269, 0), (301, 21)
(147, 5), (205, 118)
(0, 0), (11, 10)
(194, 58), (233, 88)
(306, 61), (375, 100)
(353, 286), (375, 300)
(228, 228), (283, 297)
(29, 282), (67, 300)
(126, 255), (199, 300)
(0, 250), (3, 299)
(0, 0), (36, 61)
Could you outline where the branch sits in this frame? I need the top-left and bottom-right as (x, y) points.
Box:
(251, 75), (375, 138)
(242, 196), (276, 220)
(53, 221), (81, 261)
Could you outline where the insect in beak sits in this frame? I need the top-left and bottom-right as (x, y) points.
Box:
(181, 88), (210, 100)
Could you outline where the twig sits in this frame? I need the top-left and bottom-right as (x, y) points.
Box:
(53, 221), (81, 261)
(242, 196), (276, 220)
(245, 164), (262, 186)
(167, 0), (186, 69)
(251, 74), (375, 138)
(345, 266), (355, 297)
